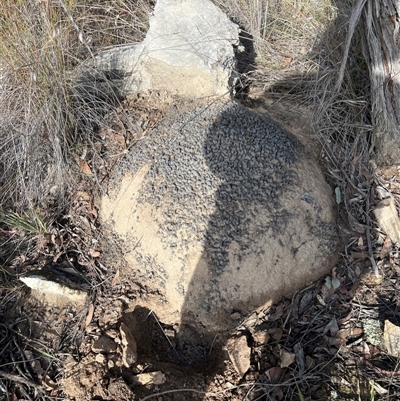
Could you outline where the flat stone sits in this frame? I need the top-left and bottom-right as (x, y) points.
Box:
(226, 335), (251, 377)
(92, 336), (118, 354)
(20, 271), (88, 308)
(133, 372), (166, 386)
(373, 188), (400, 245)
(119, 323), (137, 367)
(383, 320), (399, 357)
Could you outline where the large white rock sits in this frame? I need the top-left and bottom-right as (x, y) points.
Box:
(20, 270), (88, 308)
(81, 0), (240, 98)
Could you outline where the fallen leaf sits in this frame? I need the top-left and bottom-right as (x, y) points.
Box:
(332, 277), (341, 289)
(280, 349), (295, 368)
(42, 375), (57, 391)
(298, 291), (313, 314)
(335, 327), (363, 345)
(79, 160), (93, 175)
(379, 235), (393, 259)
(82, 303), (94, 331)
(350, 251), (369, 259)
(268, 327), (283, 341)
(324, 318), (339, 336)
(75, 191), (91, 201)
(270, 303), (284, 321)
(294, 343), (305, 375)
(265, 366), (284, 383)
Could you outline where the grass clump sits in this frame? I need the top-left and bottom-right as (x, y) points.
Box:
(214, 0), (337, 84)
(0, 0), (151, 211)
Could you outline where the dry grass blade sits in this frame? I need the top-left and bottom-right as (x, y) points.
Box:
(0, 0), (151, 211)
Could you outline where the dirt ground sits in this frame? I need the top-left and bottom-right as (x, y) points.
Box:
(2, 91), (400, 401)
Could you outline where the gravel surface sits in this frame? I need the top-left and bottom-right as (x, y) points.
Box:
(119, 100), (302, 274)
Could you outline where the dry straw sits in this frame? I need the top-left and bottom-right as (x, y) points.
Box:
(0, 0), (151, 211)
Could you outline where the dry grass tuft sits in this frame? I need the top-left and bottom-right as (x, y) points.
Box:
(214, 0), (337, 87)
(0, 0), (152, 211)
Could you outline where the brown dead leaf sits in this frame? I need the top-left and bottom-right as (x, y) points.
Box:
(350, 251), (369, 259)
(270, 303), (284, 321)
(42, 375), (57, 391)
(110, 132), (126, 147)
(282, 57), (292, 66)
(360, 165), (373, 180)
(79, 160), (93, 175)
(82, 303), (94, 331)
(320, 283), (335, 301)
(306, 355), (316, 370)
(226, 335), (251, 377)
(324, 318), (339, 337)
(265, 366), (284, 383)
(88, 200), (98, 219)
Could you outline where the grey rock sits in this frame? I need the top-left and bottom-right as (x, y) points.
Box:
(78, 0), (239, 98)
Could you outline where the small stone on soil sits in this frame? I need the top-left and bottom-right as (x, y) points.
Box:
(133, 371), (166, 386)
(92, 336), (117, 353)
(226, 335), (251, 377)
